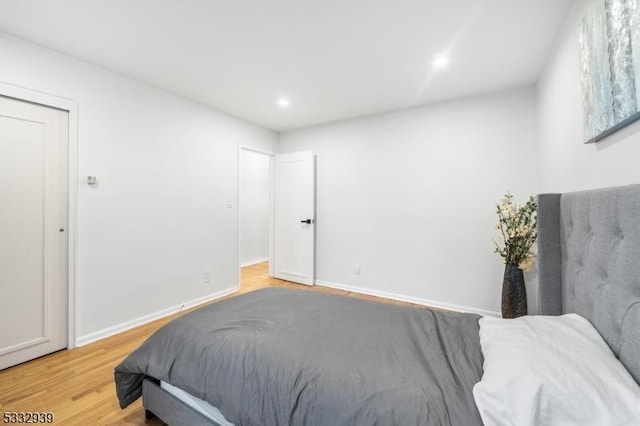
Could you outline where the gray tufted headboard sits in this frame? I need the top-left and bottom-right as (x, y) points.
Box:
(537, 184), (640, 385)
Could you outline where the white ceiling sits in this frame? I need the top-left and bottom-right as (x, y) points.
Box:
(0, 0), (574, 131)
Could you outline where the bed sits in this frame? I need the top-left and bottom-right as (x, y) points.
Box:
(115, 184), (640, 425)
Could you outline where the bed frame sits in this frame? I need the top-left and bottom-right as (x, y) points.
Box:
(142, 379), (218, 425)
(143, 184), (640, 424)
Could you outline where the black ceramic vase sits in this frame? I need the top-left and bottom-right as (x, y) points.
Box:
(502, 263), (527, 318)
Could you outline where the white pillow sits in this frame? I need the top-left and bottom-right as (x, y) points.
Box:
(473, 313), (640, 426)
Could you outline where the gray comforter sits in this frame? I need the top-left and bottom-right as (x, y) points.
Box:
(115, 288), (483, 425)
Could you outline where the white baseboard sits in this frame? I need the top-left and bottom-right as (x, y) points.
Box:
(240, 257), (269, 267)
(76, 286), (238, 347)
(314, 279), (500, 317)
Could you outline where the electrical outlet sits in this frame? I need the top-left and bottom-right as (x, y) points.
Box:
(203, 270), (211, 283)
(354, 265), (361, 275)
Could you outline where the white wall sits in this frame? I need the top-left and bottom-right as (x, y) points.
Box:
(279, 86), (540, 315)
(4, 0), (625, 339)
(0, 32), (278, 343)
(538, 0), (640, 193)
(240, 149), (271, 266)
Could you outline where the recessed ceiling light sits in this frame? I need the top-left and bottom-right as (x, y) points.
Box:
(432, 55), (449, 70)
(277, 98), (290, 107)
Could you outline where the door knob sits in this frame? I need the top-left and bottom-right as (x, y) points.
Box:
(300, 219), (314, 224)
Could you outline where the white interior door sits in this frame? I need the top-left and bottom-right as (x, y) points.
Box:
(273, 151), (315, 285)
(0, 96), (68, 370)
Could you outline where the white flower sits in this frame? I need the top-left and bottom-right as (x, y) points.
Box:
(519, 257), (534, 272)
(493, 192), (537, 266)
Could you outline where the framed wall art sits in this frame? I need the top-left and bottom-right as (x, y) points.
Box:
(580, 0), (640, 143)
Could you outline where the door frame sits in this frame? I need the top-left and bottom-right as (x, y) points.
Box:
(0, 81), (79, 349)
(237, 145), (276, 283)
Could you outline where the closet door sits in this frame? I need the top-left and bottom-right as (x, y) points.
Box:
(0, 96), (68, 370)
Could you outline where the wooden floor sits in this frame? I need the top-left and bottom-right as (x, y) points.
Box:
(0, 263), (424, 425)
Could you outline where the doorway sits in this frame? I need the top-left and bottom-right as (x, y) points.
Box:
(239, 147), (274, 280)
(238, 147), (316, 288)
